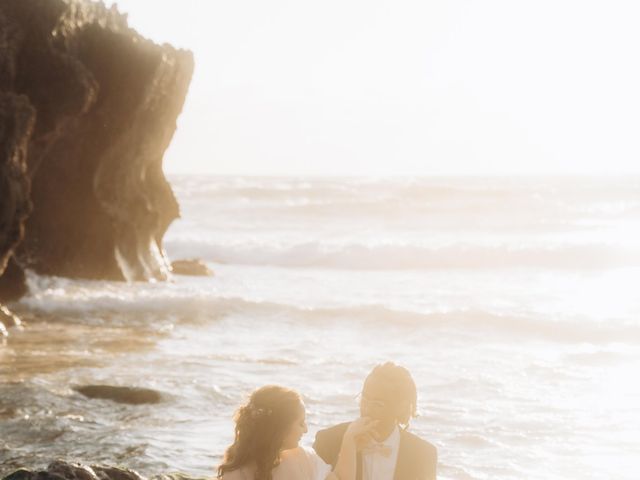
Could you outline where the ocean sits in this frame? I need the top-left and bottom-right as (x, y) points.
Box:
(1, 175), (639, 479)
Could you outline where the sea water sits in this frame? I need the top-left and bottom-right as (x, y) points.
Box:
(1, 176), (639, 479)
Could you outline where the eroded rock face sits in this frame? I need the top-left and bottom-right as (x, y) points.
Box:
(0, 88), (35, 329)
(0, 93), (35, 299)
(0, 0), (193, 301)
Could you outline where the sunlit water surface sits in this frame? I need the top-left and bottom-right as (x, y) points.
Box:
(1, 176), (639, 480)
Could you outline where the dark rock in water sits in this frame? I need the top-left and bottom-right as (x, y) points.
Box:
(74, 385), (163, 405)
(2, 469), (33, 480)
(0, 0), (194, 299)
(2, 468), (33, 480)
(92, 466), (146, 480)
(1, 462), (144, 480)
(170, 259), (213, 277)
(1, 463), (207, 480)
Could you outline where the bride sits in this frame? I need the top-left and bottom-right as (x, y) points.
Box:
(217, 385), (374, 480)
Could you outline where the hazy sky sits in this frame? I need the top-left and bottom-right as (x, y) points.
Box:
(107, 0), (640, 176)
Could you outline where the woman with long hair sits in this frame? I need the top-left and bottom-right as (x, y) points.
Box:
(217, 385), (374, 480)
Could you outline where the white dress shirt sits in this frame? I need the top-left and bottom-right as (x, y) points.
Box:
(362, 426), (400, 480)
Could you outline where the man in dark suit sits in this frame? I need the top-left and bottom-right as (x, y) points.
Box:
(313, 362), (437, 480)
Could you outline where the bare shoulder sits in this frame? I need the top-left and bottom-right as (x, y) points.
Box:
(280, 445), (307, 462)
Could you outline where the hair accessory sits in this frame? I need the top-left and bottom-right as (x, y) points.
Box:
(249, 406), (273, 419)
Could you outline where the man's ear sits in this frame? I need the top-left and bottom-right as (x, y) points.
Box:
(396, 400), (413, 426)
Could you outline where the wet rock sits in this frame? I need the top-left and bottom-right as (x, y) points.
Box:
(1, 462), (144, 480)
(1, 463), (207, 480)
(1, 469), (33, 480)
(73, 385), (163, 405)
(170, 259), (213, 277)
(0, 0), (194, 293)
(92, 466), (146, 480)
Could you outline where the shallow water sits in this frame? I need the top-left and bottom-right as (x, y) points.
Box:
(2, 176), (639, 479)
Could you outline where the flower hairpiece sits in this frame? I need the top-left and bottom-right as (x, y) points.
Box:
(249, 406), (273, 419)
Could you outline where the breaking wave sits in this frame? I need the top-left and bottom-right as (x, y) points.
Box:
(164, 238), (638, 270)
(16, 276), (640, 344)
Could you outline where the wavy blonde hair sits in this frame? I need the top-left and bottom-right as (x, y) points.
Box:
(217, 385), (303, 480)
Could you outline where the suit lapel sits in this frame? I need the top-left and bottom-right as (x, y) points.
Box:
(393, 430), (412, 480)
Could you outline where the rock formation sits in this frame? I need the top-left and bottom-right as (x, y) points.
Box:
(0, 0), (194, 328)
(2, 462), (204, 480)
(0, 93), (34, 301)
(73, 385), (164, 405)
(3, 462), (143, 480)
(170, 259), (214, 277)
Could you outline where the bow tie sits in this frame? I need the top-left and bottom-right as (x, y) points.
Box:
(362, 443), (393, 458)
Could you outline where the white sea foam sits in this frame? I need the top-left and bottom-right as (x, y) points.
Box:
(164, 238), (639, 269)
(15, 271), (640, 345)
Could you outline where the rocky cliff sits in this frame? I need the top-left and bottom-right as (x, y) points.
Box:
(0, 0), (193, 329)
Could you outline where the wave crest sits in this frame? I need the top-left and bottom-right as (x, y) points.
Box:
(17, 280), (640, 344)
(164, 239), (638, 270)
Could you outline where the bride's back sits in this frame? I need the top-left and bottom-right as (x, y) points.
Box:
(220, 447), (318, 480)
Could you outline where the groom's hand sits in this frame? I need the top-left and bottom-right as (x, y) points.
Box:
(344, 417), (378, 449)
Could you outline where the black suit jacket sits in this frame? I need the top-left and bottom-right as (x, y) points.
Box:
(313, 422), (437, 480)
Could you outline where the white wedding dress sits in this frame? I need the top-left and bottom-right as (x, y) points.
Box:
(274, 446), (332, 480)
(221, 447), (332, 480)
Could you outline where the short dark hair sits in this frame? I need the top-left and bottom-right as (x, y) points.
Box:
(366, 362), (418, 426)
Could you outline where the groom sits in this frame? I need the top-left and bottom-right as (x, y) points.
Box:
(313, 362), (437, 480)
